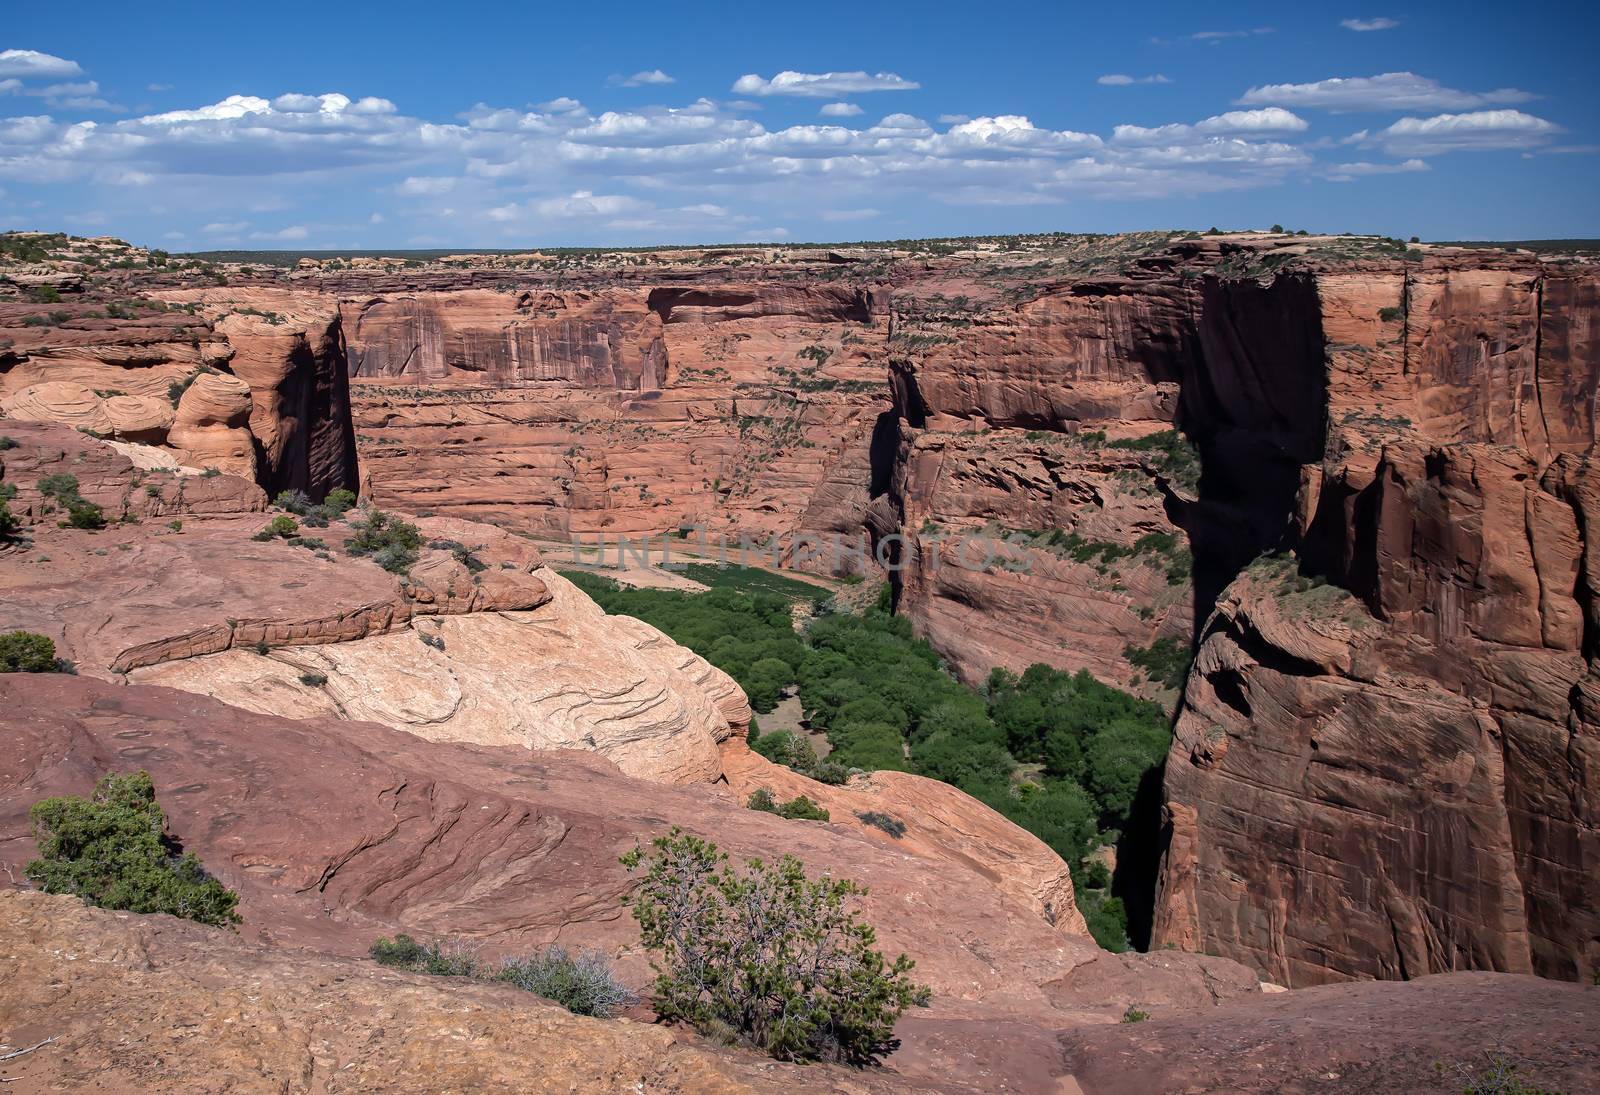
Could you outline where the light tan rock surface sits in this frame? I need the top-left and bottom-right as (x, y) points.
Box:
(133, 572), (742, 785)
(0, 890), (934, 1095)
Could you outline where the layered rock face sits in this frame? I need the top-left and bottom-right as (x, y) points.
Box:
(339, 277), (888, 542)
(1155, 261), (1600, 987)
(0, 288), (358, 498)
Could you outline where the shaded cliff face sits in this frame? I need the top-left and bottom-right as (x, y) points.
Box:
(1155, 262), (1600, 987)
(0, 287), (359, 500)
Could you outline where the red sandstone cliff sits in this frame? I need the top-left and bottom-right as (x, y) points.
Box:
(1154, 258), (1600, 987)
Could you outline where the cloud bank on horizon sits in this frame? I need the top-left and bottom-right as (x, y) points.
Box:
(0, 3), (1592, 248)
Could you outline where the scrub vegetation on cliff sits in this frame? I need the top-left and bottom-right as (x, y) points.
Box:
(566, 571), (1170, 949)
(25, 771), (241, 928)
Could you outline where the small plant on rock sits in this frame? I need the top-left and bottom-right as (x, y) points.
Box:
(273, 488), (313, 514)
(324, 487), (358, 514)
(620, 828), (925, 1065)
(252, 514), (299, 541)
(855, 812), (907, 838)
(369, 934), (481, 977)
(777, 794), (830, 822)
(346, 508), (421, 574)
(37, 473), (105, 530)
(494, 945), (638, 1018)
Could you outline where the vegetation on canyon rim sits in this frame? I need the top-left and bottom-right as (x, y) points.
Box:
(567, 571), (1169, 948)
(621, 828), (927, 1065)
(369, 934), (637, 1019)
(25, 771), (241, 928)
(1, 630), (70, 673)
(37, 472), (106, 530)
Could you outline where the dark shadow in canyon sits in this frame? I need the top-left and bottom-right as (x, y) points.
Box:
(1122, 273), (1331, 950)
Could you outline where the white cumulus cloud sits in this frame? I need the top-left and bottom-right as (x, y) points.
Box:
(1238, 72), (1535, 112)
(731, 71), (920, 97)
(250, 225), (308, 240)
(0, 49), (83, 79)
(820, 102), (863, 117)
(1324, 157), (1429, 180)
(611, 69), (676, 87)
(1368, 109), (1561, 154)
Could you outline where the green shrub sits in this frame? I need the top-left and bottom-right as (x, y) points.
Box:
(0, 435), (17, 450)
(346, 509), (421, 573)
(166, 364), (216, 407)
(369, 934), (634, 1018)
(1121, 1006), (1149, 1023)
(428, 538), (487, 573)
(752, 730), (818, 772)
(298, 672), (328, 687)
(37, 473), (81, 501)
(494, 945), (637, 1017)
(37, 473), (105, 529)
(808, 761), (850, 785)
(63, 499), (106, 529)
(273, 488), (313, 514)
(856, 811), (907, 838)
(1124, 636), (1192, 690)
(0, 630), (65, 673)
(368, 933), (480, 977)
(253, 514), (299, 541)
(0, 497), (18, 541)
(324, 487), (358, 513)
(25, 771), (240, 927)
(621, 829), (925, 1065)
(1451, 1053), (1560, 1095)
(748, 789), (830, 821)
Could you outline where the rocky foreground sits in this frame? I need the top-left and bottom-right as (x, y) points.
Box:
(2, 230), (1599, 1090)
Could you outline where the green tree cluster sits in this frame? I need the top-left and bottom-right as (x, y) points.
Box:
(576, 576), (1177, 950)
(345, 508), (422, 573)
(566, 572), (805, 713)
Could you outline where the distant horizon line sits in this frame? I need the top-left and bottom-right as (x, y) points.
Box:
(8, 226), (1600, 259)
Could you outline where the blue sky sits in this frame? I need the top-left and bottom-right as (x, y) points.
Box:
(3, 0), (1595, 248)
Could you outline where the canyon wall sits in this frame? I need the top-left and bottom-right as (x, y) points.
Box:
(1155, 261), (1600, 986)
(7, 234), (1595, 993)
(336, 277), (889, 542)
(0, 288), (359, 498)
